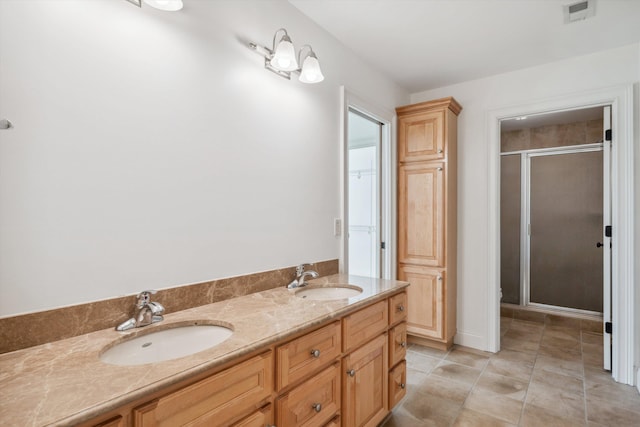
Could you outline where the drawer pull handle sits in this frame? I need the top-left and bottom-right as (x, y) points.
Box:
(397, 305), (405, 312)
(400, 383), (406, 389)
(310, 349), (321, 358)
(312, 403), (322, 413)
(400, 341), (407, 348)
(347, 369), (356, 377)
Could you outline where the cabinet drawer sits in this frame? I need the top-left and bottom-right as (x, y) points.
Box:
(343, 300), (388, 352)
(324, 415), (340, 427)
(389, 292), (408, 325)
(389, 322), (407, 367)
(231, 404), (272, 427)
(276, 321), (341, 391)
(132, 351), (273, 427)
(276, 362), (341, 427)
(93, 416), (124, 427)
(389, 360), (407, 408)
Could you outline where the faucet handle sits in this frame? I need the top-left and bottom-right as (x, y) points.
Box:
(136, 290), (157, 308)
(296, 263), (314, 277)
(148, 301), (164, 315)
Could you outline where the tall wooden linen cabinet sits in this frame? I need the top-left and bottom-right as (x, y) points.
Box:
(396, 97), (461, 350)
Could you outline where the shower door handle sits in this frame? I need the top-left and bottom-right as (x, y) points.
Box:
(596, 242), (603, 248)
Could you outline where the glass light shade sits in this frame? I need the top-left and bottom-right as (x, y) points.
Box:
(270, 36), (298, 72)
(299, 54), (324, 84)
(143, 0), (183, 11)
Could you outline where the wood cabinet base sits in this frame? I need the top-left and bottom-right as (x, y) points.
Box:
(407, 334), (453, 351)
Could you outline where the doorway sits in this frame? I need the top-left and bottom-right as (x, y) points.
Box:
(347, 109), (382, 277)
(488, 85), (635, 385)
(340, 87), (395, 280)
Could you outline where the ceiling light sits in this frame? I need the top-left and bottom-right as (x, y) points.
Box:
(249, 28), (325, 84)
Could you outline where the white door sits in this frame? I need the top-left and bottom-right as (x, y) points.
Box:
(602, 106), (612, 371)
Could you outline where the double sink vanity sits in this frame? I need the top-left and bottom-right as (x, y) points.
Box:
(0, 274), (409, 427)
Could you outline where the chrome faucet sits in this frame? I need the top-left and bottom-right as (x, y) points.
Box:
(116, 290), (165, 331)
(287, 263), (319, 289)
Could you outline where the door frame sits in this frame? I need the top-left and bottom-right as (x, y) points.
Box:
(340, 86), (396, 280)
(487, 84), (635, 385)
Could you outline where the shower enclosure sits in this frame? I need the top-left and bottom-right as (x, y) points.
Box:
(500, 107), (607, 315)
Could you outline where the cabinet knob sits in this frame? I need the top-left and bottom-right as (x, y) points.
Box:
(437, 276), (443, 281)
(438, 149), (443, 154)
(437, 167), (443, 171)
(400, 383), (406, 389)
(347, 369), (356, 377)
(310, 349), (321, 358)
(397, 304), (405, 312)
(400, 341), (407, 348)
(312, 403), (322, 413)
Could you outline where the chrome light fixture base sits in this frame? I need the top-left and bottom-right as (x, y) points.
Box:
(249, 28), (324, 84)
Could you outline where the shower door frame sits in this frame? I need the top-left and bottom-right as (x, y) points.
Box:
(518, 144), (605, 316)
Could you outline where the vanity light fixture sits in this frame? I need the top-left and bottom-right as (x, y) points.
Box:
(126, 0), (184, 11)
(249, 28), (325, 84)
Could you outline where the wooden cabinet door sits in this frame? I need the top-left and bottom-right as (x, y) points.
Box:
(398, 111), (445, 162)
(398, 265), (445, 340)
(342, 334), (388, 427)
(132, 352), (273, 427)
(388, 361), (407, 409)
(389, 322), (407, 368)
(276, 362), (340, 427)
(398, 162), (445, 267)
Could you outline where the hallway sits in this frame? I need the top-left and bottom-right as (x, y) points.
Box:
(383, 317), (640, 426)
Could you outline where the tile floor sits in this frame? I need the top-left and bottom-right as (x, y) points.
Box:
(382, 317), (640, 426)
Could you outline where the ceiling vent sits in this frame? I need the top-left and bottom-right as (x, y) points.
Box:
(563, 0), (596, 23)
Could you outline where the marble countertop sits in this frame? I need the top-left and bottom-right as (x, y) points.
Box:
(0, 274), (408, 427)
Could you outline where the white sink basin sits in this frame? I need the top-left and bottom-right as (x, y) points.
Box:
(295, 285), (363, 301)
(100, 323), (233, 366)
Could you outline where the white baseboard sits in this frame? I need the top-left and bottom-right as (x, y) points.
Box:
(454, 330), (493, 353)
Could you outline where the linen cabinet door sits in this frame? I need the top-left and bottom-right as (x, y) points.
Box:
(398, 110), (445, 162)
(398, 265), (445, 340)
(342, 334), (388, 427)
(398, 162), (445, 267)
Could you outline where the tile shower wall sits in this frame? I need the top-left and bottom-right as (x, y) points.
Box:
(0, 259), (338, 354)
(501, 119), (603, 152)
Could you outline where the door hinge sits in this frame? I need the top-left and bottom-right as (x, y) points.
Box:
(605, 322), (612, 334)
(380, 241), (386, 250)
(605, 129), (612, 141)
(605, 225), (612, 237)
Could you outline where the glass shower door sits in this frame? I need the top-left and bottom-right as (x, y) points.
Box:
(528, 149), (603, 313)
